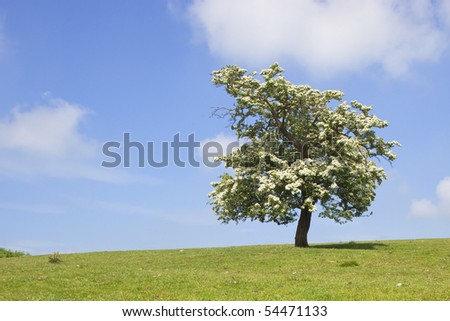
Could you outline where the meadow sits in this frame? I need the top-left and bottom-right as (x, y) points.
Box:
(0, 239), (449, 300)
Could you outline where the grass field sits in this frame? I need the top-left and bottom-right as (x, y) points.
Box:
(0, 239), (449, 300)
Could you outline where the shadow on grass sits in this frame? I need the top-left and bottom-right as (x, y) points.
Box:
(311, 242), (387, 250)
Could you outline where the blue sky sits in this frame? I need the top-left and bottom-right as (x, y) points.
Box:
(0, 0), (449, 255)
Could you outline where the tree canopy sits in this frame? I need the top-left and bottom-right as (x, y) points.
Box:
(208, 63), (400, 247)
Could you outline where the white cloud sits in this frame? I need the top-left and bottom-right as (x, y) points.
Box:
(436, 177), (450, 213)
(0, 98), (95, 158)
(0, 97), (152, 183)
(410, 176), (450, 218)
(410, 199), (439, 217)
(438, 0), (450, 29)
(188, 0), (449, 77)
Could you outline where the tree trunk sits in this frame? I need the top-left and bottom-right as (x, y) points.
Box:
(295, 207), (312, 247)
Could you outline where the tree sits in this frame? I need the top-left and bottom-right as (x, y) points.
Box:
(208, 63), (400, 247)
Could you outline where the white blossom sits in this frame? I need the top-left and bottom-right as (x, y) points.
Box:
(209, 63), (399, 228)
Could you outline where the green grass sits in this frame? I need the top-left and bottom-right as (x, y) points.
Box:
(0, 239), (449, 300)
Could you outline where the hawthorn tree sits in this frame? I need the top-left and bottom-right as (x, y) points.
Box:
(208, 63), (399, 247)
